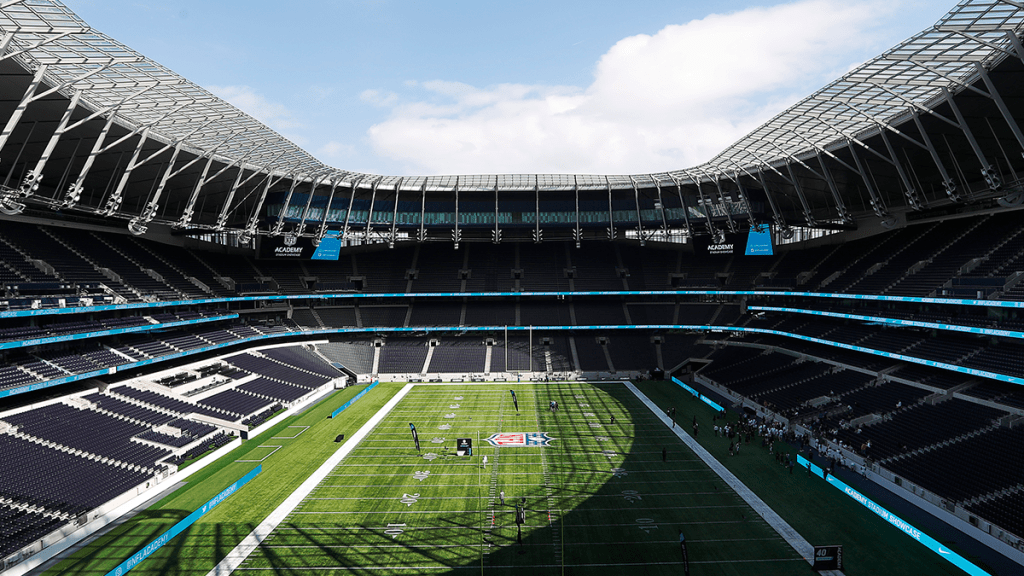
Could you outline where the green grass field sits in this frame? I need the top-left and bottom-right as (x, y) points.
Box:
(43, 380), (992, 575)
(231, 382), (805, 575)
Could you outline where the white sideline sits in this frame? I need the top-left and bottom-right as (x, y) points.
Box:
(205, 383), (414, 576)
(624, 382), (845, 576)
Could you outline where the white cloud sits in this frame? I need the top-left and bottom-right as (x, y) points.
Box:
(318, 140), (357, 161)
(207, 84), (303, 132)
(364, 0), (907, 175)
(360, 88), (399, 107)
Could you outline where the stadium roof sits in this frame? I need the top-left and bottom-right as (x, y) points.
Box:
(0, 0), (1023, 240)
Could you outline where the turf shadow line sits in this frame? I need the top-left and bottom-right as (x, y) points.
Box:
(204, 383), (414, 576)
(624, 381), (846, 576)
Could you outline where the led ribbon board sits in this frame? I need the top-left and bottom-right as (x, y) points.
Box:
(748, 305), (1024, 341)
(797, 455), (990, 576)
(5, 290), (1024, 319)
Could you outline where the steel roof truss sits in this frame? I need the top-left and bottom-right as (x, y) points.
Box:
(296, 172), (332, 237)
(388, 177), (402, 248)
(666, 173), (694, 236)
(239, 171), (289, 244)
(100, 123), (149, 215)
(910, 109), (959, 199)
(680, 168), (718, 234)
(0, 64), (45, 155)
(605, 177), (616, 240)
(877, 128), (923, 209)
(974, 61), (1024, 152)
(629, 176), (645, 243)
(271, 175), (302, 236)
(25, 88), (78, 186)
(313, 176), (341, 245)
(363, 176), (380, 241)
(61, 83), (160, 133)
(867, 81), (961, 129)
(177, 136), (263, 228)
(215, 151), (287, 232)
(940, 86), (998, 188)
(650, 175), (669, 234)
(697, 166), (737, 232)
(846, 143), (887, 217)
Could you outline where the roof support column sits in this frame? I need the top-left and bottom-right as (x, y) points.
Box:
(0, 65), (47, 156)
(845, 143), (887, 218)
(877, 129), (922, 210)
(667, 174), (693, 237)
(452, 177), (461, 249)
(272, 175), (304, 235)
(417, 181), (427, 243)
(682, 169), (719, 238)
(177, 138), (262, 228)
(533, 179), (542, 243)
(314, 175), (342, 246)
(341, 176), (365, 242)
(974, 61), (1024, 155)
(364, 177), (380, 242)
(605, 177), (616, 240)
(651, 176), (669, 240)
(101, 125), (151, 215)
(389, 177), (402, 248)
(238, 170), (289, 244)
(295, 173), (329, 237)
(573, 177), (582, 247)
(941, 86), (999, 190)
(62, 110), (117, 209)
(492, 182), (501, 244)
(630, 177), (645, 245)
(28, 90), (80, 190)
(698, 167), (737, 232)
(911, 110), (958, 200)
(214, 152), (287, 232)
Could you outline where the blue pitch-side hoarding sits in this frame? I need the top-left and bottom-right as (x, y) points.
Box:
(797, 455), (990, 576)
(671, 376), (724, 412)
(104, 466), (261, 576)
(4, 289), (1024, 319)
(330, 379), (380, 418)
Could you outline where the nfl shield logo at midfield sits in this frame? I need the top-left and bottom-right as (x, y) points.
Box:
(485, 432), (554, 447)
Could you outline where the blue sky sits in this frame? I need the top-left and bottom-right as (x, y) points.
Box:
(67, 0), (952, 176)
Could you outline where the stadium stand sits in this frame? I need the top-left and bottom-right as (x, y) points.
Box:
(4, 0), (1024, 570)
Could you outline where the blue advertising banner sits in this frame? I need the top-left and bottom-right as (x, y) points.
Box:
(330, 379), (380, 418)
(797, 455), (989, 576)
(104, 466), (261, 576)
(311, 236), (342, 261)
(745, 227), (774, 256)
(671, 376), (724, 412)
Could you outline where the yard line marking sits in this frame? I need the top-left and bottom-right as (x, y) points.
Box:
(232, 558), (805, 570)
(625, 381), (844, 575)
(271, 425), (310, 439)
(206, 383), (414, 576)
(234, 445), (281, 463)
